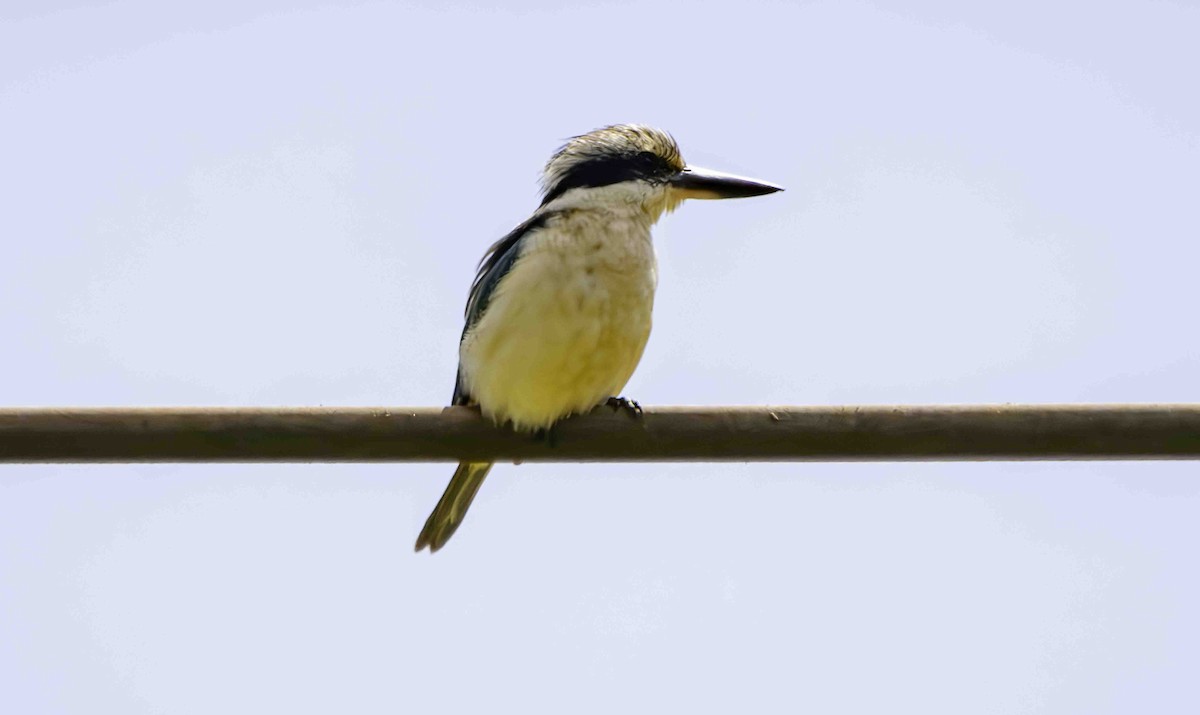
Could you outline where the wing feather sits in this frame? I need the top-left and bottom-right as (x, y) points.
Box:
(451, 212), (554, 405)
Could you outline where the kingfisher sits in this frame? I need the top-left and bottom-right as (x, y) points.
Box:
(415, 124), (782, 552)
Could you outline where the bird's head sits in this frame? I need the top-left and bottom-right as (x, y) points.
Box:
(539, 124), (782, 217)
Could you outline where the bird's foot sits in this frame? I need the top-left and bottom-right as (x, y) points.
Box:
(605, 396), (644, 418)
(533, 423), (560, 448)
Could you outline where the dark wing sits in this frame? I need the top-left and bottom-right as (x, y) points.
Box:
(451, 212), (553, 405)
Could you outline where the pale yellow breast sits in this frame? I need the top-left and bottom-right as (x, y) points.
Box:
(459, 210), (657, 431)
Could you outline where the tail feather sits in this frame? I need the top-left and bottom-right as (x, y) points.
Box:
(415, 462), (494, 553)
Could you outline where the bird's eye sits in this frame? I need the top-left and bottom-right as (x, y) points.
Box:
(634, 151), (671, 177)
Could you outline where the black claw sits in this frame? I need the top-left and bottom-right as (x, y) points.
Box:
(606, 396), (644, 418)
(534, 424), (560, 448)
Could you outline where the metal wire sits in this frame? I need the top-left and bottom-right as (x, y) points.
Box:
(2, 404), (1198, 463)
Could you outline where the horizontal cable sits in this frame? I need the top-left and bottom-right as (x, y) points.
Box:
(1, 404), (1198, 463)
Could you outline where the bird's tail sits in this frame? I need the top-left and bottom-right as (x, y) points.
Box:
(414, 461), (494, 553)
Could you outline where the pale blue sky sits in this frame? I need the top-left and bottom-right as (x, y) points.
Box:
(2, 1), (1198, 712)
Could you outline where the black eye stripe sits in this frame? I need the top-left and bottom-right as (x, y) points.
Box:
(540, 151), (677, 206)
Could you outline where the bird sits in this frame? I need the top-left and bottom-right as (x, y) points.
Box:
(415, 124), (782, 552)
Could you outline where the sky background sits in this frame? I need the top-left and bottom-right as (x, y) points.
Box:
(2, 0), (1199, 712)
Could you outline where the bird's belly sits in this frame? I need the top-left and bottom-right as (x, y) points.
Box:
(460, 246), (655, 431)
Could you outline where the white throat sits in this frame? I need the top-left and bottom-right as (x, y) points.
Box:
(538, 181), (676, 223)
